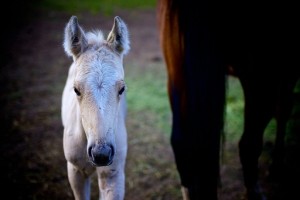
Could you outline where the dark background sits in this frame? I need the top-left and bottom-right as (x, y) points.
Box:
(1, 1), (299, 199)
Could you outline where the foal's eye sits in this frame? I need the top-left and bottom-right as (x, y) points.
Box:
(118, 86), (125, 95)
(74, 87), (81, 96)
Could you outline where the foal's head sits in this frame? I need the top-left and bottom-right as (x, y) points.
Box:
(63, 16), (130, 166)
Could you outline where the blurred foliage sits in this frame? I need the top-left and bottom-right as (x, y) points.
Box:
(35, 0), (157, 15)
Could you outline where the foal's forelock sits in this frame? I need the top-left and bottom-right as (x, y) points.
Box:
(86, 31), (105, 46)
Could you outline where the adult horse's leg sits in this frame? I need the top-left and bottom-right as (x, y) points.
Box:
(269, 74), (299, 181)
(238, 83), (271, 199)
(239, 80), (273, 199)
(239, 72), (299, 200)
(169, 38), (225, 199)
(237, 64), (279, 200)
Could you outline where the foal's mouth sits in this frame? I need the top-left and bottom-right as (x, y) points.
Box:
(88, 144), (115, 166)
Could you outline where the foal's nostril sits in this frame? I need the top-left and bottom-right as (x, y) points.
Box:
(89, 144), (115, 166)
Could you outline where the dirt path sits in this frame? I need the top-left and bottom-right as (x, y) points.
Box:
(1, 6), (298, 200)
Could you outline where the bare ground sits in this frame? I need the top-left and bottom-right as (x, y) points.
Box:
(1, 5), (299, 200)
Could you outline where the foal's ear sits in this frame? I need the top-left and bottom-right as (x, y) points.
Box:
(63, 16), (88, 59)
(107, 16), (130, 55)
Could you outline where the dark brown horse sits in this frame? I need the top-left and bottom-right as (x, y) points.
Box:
(157, 0), (299, 199)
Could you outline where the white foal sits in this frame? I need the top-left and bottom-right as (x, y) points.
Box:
(61, 15), (130, 200)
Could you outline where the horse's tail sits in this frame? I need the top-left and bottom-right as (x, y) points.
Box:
(157, 0), (187, 114)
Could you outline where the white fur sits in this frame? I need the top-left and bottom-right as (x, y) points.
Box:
(61, 16), (129, 200)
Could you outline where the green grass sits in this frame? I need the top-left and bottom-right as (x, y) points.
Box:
(36, 0), (157, 15)
(125, 63), (171, 134)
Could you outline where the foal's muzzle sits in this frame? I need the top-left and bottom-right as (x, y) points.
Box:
(88, 143), (115, 166)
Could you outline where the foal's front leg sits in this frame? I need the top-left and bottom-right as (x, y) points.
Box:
(67, 162), (91, 200)
(97, 167), (125, 200)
